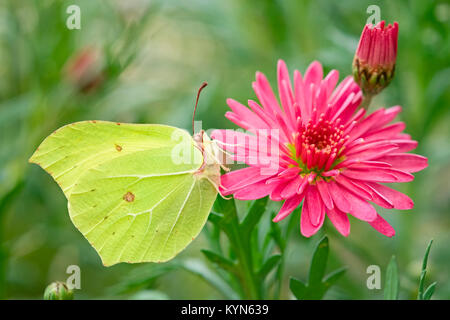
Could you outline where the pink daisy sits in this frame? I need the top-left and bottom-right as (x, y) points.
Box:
(211, 60), (427, 237)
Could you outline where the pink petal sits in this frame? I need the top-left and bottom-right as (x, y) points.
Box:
(347, 108), (386, 142)
(370, 106), (402, 130)
(332, 183), (377, 222)
(281, 175), (304, 199)
(253, 72), (281, 116)
(365, 182), (414, 210)
(316, 179), (334, 210)
(346, 140), (398, 156)
(270, 182), (288, 201)
(391, 139), (418, 153)
(294, 70), (309, 123)
(368, 214), (395, 237)
(304, 60), (323, 87)
(273, 194), (304, 222)
(277, 60), (296, 129)
(323, 69), (339, 97)
(335, 175), (372, 201)
(305, 185), (325, 226)
(234, 180), (277, 200)
(226, 98), (268, 129)
(344, 144), (399, 162)
(354, 181), (394, 209)
(225, 111), (252, 130)
(363, 122), (406, 141)
(376, 153), (428, 173)
(327, 207), (350, 236)
(342, 168), (413, 183)
(220, 167), (269, 194)
(300, 195), (324, 237)
(328, 181), (352, 213)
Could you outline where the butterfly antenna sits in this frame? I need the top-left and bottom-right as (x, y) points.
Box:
(192, 82), (208, 135)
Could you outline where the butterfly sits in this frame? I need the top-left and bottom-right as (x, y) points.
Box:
(29, 83), (225, 266)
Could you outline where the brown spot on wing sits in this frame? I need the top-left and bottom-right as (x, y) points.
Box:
(123, 191), (135, 202)
(115, 144), (122, 152)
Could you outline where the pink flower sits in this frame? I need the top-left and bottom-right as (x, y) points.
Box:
(212, 60), (427, 238)
(353, 21), (399, 95)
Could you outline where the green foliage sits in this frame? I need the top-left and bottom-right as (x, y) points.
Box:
(203, 197), (295, 299)
(418, 240), (436, 300)
(289, 236), (346, 300)
(384, 256), (399, 300)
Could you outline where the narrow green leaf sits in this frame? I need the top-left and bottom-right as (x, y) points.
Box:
(289, 278), (307, 300)
(201, 249), (236, 274)
(208, 211), (224, 225)
(421, 240), (433, 272)
(384, 255), (399, 300)
(323, 267), (347, 288)
(423, 282), (437, 300)
(418, 239), (434, 300)
(240, 197), (268, 234)
(418, 270), (427, 300)
(213, 196), (238, 227)
(308, 236), (329, 285)
(213, 196), (236, 215)
(258, 254), (281, 279)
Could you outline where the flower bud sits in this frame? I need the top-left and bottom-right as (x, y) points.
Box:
(65, 47), (104, 94)
(353, 21), (398, 96)
(43, 282), (74, 300)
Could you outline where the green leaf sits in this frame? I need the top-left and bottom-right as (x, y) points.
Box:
(289, 277), (307, 300)
(308, 236), (329, 285)
(384, 255), (399, 300)
(422, 240), (433, 271)
(423, 282), (437, 300)
(213, 196), (238, 226)
(201, 249), (236, 274)
(208, 211), (224, 225)
(323, 267), (347, 289)
(240, 197), (268, 234)
(418, 270), (427, 300)
(418, 239), (434, 300)
(289, 235), (346, 300)
(258, 254), (281, 279)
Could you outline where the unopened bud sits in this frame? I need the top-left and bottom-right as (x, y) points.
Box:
(353, 21), (398, 96)
(65, 47), (104, 94)
(43, 282), (74, 300)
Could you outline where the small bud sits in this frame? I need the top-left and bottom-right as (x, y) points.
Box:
(353, 21), (399, 96)
(65, 47), (104, 94)
(43, 282), (74, 300)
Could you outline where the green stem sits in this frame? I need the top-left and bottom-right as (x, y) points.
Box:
(359, 93), (373, 110)
(223, 209), (261, 299)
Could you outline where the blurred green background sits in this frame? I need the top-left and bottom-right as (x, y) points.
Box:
(0, 0), (449, 299)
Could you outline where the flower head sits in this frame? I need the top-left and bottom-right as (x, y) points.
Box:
(353, 21), (399, 96)
(212, 60), (427, 237)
